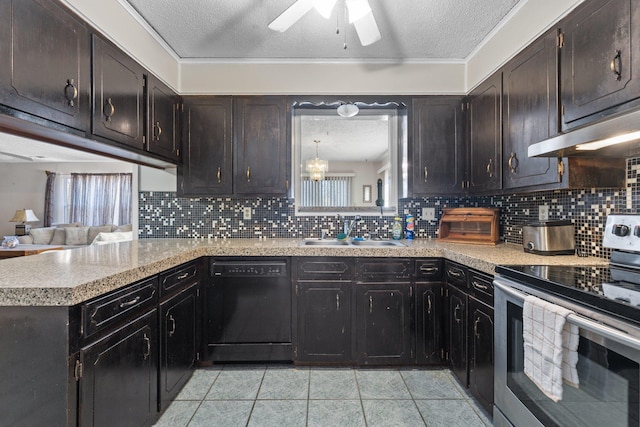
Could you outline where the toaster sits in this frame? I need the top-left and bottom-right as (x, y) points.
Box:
(522, 220), (575, 255)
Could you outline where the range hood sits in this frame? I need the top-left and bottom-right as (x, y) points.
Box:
(528, 108), (640, 158)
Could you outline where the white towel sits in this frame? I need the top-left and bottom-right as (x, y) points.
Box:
(523, 295), (580, 402)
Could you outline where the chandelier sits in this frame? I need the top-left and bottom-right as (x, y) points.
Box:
(305, 140), (329, 181)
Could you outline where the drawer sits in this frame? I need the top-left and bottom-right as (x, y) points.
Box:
(82, 276), (158, 339)
(469, 270), (493, 306)
(415, 258), (443, 281)
(160, 262), (199, 296)
(355, 258), (412, 281)
(444, 261), (468, 290)
(295, 257), (353, 280)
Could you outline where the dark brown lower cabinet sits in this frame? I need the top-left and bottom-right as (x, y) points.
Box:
(415, 282), (444, 364)
(469, 295), (494, 414)
(447, 284), (468, 386)
(355, 282), (413, 365)
(79, 309), (158, 427)
(159, 283), (198, 411)
(295, 281), (352, 363)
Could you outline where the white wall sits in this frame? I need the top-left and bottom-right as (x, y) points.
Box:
(139, 166), (177, 192)
(0, 162), (137, 236)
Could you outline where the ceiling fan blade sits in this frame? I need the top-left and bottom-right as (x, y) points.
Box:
(353, 11), (381, 46)
(268, 0), (314, 32)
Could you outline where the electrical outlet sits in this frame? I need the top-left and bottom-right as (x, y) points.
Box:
(422, 207), (436, 221)
(243, 207), (252, 220)
(539, 205), (549, 221)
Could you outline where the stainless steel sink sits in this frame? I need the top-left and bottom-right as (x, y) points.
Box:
(299, 238), (405, 247)
(350, 240), (406, 247)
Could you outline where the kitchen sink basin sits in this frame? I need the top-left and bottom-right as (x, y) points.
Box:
(299, 238), (405, 247)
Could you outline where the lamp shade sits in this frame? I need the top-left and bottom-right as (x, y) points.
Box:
(9, 209), (39, 223)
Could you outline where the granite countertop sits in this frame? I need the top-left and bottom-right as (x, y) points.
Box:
(0, 238), (608, 306)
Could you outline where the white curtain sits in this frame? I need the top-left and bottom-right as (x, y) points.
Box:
(69, 173), (132, 226)
(301, 175), (352, 207)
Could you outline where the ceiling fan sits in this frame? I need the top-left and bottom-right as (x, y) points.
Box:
(268, 0), (381, 47)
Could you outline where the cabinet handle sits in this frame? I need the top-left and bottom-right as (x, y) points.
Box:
(154, 121), (162, 140)
(64, 78), (78, 107)
(336, 293), (340, 311)
(453, 303), (462, 323)
(246, 166), (251, 182)
(508, 152), (519, 174)
(217, 167), (221, 183)
(420, 266), (438, 273)
(427, 294), (432, 315)
(486, 158), (494, 178)
(474, 317), (481, 338)
(177, 272), (190, 280)
(119, 295), (140, 308)
(447, 269), (462, 278)
(610, 49), (622, 81)
(143, 333), (151, 360)
(104, 98), (115, 121)
(369, 295), (373, 314)
(472, 280), (489, 291)
(168, 314), (176, 337)
(424, 166), (428, 183)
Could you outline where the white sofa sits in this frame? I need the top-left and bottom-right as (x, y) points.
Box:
(17, 223), (133, 248)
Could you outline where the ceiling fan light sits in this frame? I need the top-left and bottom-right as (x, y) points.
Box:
(337, 103), (359, 118)
(346, 0), (371, 23)
(313, 0), (338, 19)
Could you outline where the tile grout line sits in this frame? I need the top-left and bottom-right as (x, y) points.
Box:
(398, 368), (429, 427)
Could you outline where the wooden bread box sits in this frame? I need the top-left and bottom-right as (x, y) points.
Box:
(437, 207), (500, 245)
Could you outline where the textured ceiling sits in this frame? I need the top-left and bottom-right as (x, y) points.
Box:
(125, 0), (521, 61)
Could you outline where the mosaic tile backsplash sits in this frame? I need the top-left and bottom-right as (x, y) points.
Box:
(138, 159), (640, 260)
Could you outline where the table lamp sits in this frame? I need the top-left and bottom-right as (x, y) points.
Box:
(9, 209), (39, 236)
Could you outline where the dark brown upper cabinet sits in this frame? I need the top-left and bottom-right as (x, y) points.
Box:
(502, 29), (561, 190)
(233, 96), (289, 195)
(178, 96), (233, 196)
(92, 34), (145, 150)
(560, 0), (640, 129)
(467, 73), (502, 193)
(147, 74), (180, 161)
(0, 0), (91, 132)
(411, 97), (466, 195)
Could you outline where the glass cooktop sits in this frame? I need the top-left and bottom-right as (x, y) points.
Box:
(495, 264), (640, 327)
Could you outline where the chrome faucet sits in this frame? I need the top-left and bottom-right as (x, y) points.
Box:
(343, 215), (362, 238)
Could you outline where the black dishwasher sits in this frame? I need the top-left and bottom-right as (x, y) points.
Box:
(205, 258), (292, 362)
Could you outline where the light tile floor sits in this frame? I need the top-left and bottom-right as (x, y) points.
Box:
(154, 365), (493, 427)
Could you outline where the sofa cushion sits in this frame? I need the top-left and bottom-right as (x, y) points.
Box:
(30, 227), (56, 245)
(17, 235), (33, 245)
(88, 225), (114, 244)
(114, 224), (132, 232)
(65, 226), (90, 245)
(91, 231), (133, 244)
(49, 228), (67, 246)
(54, 222), (82, 228)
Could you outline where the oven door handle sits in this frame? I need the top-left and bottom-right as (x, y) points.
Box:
(495, 281), (640, 352)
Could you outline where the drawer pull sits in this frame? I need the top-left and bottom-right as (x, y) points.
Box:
(424, 166), (428, 183)
(427, 294), (432, 315)
(447, 269), (462, 278)
(369, 295), (373, 314)
(472, 281), (489, 291)
(119, 296), (140, 308)
(168, 315), (176, 337)
(104, 97), (116, 121)
(217, 167), (221, 183)
(420, 266), (438, 273)
(64, 78), (78, 107)
(610, 49), (622, 81)
(177, 272), (190, 280)
(336, 293), (340, 311)
(453, 303), (462, 323)
(474, 317), (481, 338)
(143, 333), (151, 360)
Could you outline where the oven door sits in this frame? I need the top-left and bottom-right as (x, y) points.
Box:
(495, 278), (640, 427)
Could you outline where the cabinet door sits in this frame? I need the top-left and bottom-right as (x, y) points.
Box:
(92, 34), (145, 150)
(79, 309), (158, 427)
(160, 284), (198, 411)
(416, 282), (444, 365)
(468, 73), (502, 192)
(0, 0), (90, 131)
(356, 283), (412, 365)
(296, 281), (352, 363)
(561, 0), (640, 127)
(147, 74), (180, 161)
(178, 96), (233, 195)
(411, 97), (465, 195)
(234, 96), (288, 195)
(503, 29), (561, 190)
(469, 296), (494, 415)
(447, 285), (467, 386)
